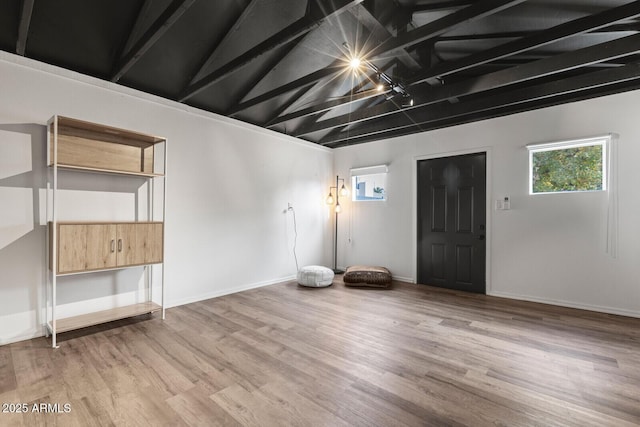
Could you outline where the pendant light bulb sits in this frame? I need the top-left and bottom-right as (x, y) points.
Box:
(339, 184), (349, 197)
(335, 201), (342, 213)
(326, 192), (334, 205)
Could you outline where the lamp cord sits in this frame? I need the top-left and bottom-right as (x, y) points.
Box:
(288, 206), (299, 271)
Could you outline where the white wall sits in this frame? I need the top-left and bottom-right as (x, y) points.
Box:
(335, 90), (640, 317)
(3, 50), (638, 346)
(0, 52), (334, 345)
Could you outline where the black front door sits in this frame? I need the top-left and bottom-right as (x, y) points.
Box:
(417, 153), (486, 293)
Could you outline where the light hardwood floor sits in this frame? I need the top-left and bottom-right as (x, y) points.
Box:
(1, 278), (640, 426)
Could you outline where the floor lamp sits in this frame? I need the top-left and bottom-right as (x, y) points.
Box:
(326, 175), (349, 274)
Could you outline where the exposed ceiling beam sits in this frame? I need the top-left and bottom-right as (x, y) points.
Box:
(179, 0), (364, 102)
(310, 0), (366, 19)
(416, 0), (640, 85)
(369, 0), (526, 57)
(111, 0), (196, 83)
(596, 22), (640, 33)
(321, 62), (640, 146)
(15, 0), (34, 56)
(264, 85), (317, 131)
(294, 32), (640, 136)
(277, 60), (395, 131)
(225, 34), (306, 115)
(349, 4), (421, 70)
(188, 0), (261, 85)
(275, 2), (640, 125)
(436, 31), (531, 42)
(226, 0), (365, 116)
(119, 0), (155, 57)
(267, 59), (396, 127)
(227, 0), (524, 116)
(432, 19), (640, 43)
(266, 88), (389, 127)
(296, 60), (398, 133)
(227, 64), (343, 116)
(411, 0), (474, 13)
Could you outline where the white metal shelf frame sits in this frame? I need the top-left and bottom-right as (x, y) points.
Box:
(45, 115), (167, 348)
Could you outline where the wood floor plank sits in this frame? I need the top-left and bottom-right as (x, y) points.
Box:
(0, 344), (17, 394)
(212, 381), (352, 427)
(55, 339), (110, 400)
(109, 329), (195, 396)
(0, 389), (23, 427)
(166, 384), (242, 427)
(2, 279), (640, 426)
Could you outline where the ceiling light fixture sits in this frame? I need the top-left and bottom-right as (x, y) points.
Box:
(343, 42), (412, 106)
(401, 96), (414, 108)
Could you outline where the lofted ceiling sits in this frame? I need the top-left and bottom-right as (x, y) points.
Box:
(2, 0), (640, 148)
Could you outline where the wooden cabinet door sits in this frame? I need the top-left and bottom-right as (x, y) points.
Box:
(85, 224), (117, 270)
(144, 223), (164, 264)
(57, 224), (116, 273)
(58, 224), (88, 273)
(117, 224), (143, 266)
(56, 222), (163, 272)
(116, 223), (163, 266)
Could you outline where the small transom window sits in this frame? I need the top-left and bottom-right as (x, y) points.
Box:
(527, 136), (608, 194)
(350, 165), (388, 202)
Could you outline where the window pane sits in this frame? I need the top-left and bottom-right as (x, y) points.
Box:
(352, 173), (386, 201)
(531, 144), (603, 193)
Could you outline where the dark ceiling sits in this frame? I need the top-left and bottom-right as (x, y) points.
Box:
(2, 0), (640, 148)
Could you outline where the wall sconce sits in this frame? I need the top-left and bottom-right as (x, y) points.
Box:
(326, 175), (349, 273)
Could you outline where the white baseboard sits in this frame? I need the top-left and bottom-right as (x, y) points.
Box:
(5, 278), (635, 347)
(488, 290), (640, 318)
(0, 276), (297, 346)
(0, 330), (43, 346)
(392, 275), (414, 284)
(336, 265), (414, 284)
(166, 275), (297, 308)
(0, 310), (45, 346)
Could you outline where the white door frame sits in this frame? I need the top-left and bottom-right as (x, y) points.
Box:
(412, 147), (493, 293)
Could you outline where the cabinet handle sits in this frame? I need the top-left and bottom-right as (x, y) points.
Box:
(118, 239), (122, 252)
(110, 239), (115, 253)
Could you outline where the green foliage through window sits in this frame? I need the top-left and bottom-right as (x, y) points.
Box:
(530, 142), (605, 194)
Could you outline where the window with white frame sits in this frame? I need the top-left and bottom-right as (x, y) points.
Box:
(527, 136), (609, 194)
(351, 165), (388, 201)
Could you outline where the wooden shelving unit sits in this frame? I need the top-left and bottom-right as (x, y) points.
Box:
(46, 115), (167, 348)
(50, 302), (162, 333)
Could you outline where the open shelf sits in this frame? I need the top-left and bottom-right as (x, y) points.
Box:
(49, 115), (166, 176)
(50, 302), (161, 333)
(56, 163), (164, 178)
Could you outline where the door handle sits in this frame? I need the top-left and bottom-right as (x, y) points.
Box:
(118, 239), (122, 252)
(110, 239), (115, 253)
(478, 235), (485, 240)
